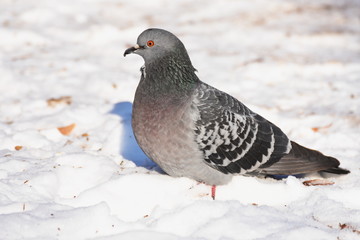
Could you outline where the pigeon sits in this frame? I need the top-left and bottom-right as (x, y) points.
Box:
(124, 28), (349, 198)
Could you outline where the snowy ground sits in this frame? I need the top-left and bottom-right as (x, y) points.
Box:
(0, 0), (360, 239)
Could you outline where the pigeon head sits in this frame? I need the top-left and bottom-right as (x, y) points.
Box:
(124, 28), (193, 66)
(124, 28), (199, 92)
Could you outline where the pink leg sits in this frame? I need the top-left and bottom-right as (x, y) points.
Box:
(211, 185), (216, 200)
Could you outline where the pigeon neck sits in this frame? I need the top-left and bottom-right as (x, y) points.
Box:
(143, 55), (199, 96)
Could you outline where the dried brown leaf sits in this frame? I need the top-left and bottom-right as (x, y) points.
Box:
(339, 223), (360, 234)
(311, 123), (332, 132)
(15, 146), (23, 151)
(58, 123), (76, 136)
(47, 96), (72, 107)
(303, 179), (334, 186)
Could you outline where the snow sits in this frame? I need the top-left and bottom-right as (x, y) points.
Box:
(0, 0), (360, 239)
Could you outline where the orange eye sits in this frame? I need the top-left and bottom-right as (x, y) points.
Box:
(147, 40), (155, 47)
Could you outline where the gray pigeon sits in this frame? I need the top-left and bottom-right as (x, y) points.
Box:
(124, 28), (349, 193)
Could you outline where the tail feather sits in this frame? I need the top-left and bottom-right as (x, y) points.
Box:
(320, 167), (350, 175)
(258, 141), (350, 176)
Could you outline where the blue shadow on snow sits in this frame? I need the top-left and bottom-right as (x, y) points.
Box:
(110, 101), (157, 170)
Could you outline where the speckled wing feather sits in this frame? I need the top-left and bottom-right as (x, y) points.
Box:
(193, 82), (291, 175)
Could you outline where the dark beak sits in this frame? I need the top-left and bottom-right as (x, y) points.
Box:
(124, 44), (142, 57)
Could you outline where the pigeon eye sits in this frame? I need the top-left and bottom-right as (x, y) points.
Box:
(147, 40), (155, 47)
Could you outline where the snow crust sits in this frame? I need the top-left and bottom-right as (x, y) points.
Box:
(0, 0), (359, 239)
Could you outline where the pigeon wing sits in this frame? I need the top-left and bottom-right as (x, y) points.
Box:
(193, 83), (291, 174)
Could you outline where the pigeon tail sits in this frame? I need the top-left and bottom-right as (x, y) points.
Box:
(320, 167), (350, 175)
(258, 141), (350, 176)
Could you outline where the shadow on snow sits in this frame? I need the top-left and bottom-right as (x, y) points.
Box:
(110, 101), (157, 170)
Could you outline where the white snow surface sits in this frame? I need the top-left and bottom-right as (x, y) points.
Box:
(1, 0), (360, 239)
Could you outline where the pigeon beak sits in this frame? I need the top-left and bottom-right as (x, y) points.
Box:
(124, 44), (143, 57)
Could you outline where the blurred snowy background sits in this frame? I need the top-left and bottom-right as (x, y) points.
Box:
(0, 0), (359, 239)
